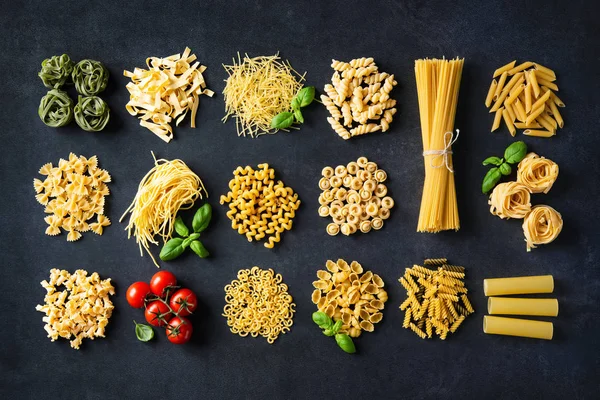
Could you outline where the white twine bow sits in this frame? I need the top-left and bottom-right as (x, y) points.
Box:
(422, 129), (460, 173)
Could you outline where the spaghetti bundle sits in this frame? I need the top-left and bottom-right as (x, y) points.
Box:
(414, 58), (464, 232)
(120, 153), (207, 267)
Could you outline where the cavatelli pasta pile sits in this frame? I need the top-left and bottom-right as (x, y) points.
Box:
(222, 53), (305, 138)
(399, 259), (473, 340)
(120, 153), (207, 267)
(220, 164), (300, 248)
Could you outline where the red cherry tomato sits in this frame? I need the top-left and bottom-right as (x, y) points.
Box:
(169, 288), (198, 317)
(166, 316), (193, 344)
(144, 300), (172, 327)
(150, 271), (177, 297)
(126, 282), (151, 308)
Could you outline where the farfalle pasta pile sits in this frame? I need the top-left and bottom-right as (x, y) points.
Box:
(223, 267), (295, 344)
(33, 153), (111, 242)
(220, 164), (300, 248)
(318, 156), (393, 236)
(311, 259), (388, 338)
(323, 57), (397, 139)
(35, 269), (115, 350)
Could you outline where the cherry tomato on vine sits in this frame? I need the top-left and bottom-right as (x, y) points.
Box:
(126, 282), (151, 308)
(144, 300), (172, 327)
(150, 271), (177, 297)
(169, 288), (198, 317)
(166, 316), (193, 344)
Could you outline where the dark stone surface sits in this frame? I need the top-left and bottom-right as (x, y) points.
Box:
(1, 0), (599, 398)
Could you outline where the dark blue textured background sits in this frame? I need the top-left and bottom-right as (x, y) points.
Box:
(1, 0), (599, 399)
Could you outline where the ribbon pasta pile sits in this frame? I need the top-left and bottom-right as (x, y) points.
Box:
(124, 47), (214, 142)
(223, 267), (295, 344)
(220, 164), (300, 248)
(488, 152), (562, 250)
(322, 57), (397, 139)
(33, 153), (111, 242)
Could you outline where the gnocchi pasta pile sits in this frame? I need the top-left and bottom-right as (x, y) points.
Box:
(311, 259), (388, 338)
(33, 153), (111, 242)
(318, 156), (394, 236)
(322, 57), (397, 139)
(35, 269), (115, 350)
(220, 164), (300, 248)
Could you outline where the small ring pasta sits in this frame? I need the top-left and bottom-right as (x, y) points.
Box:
(365, 162), (378, 173)
(319, 177), (331, 190)
(363, 179), (377, 193)
(342, 175), (353, 187)
(326, 223), (340, 236)
(359, 220), (372, 233)
(366, 203), (379, 216)
(357, 156), (368, 167)
(374, 169), (387, 182)
(335, 188), (348, 201)
(349, 204), (362, 216)
(334, 165), (348, 177)
(330, 176), (343, 188)
(368, 197), (381, 207)
(351, 177), (363, 191)
(371, 217), (384, 230)
(318, 205), (330, 217)
(347, 213), (359, 225)
(340, 223), (352, 236)
(359, 189), (372, 201)
(322, 166), (334, 178)
(329, 204), (342, 217)
(359, 170), (371, 182)
(346, 162), (359, 175)
(375, 184), (388, 197)
(381, 196), (394, 209)
(347, 191), (361, 204)
(378, 208), (390, 220)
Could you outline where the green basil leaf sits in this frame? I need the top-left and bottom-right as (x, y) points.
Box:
(294, 109), (304, 124)
(335, 333), (356, 354)
(134, 321), (154, 342)
(482, 156), (503, 166)
(159, 238), (185, 261)
(181, 237), (193, 249)
(188, 232), (201, 241)
(504, 141), (528, 164)
(291, 96), (301, 111)
(190, 240), (209, 258)
(271, 112), (295, 129)
(312, 311), (333, 329)
(296, 86), (315, 107)
(499, 163), (512, 176)
(323, 328), (335, 336)
(482, 167), (502, 193)
(331, 320), (343, 334)
(174, 215), (189, 237)
(192, 203), (212, 233)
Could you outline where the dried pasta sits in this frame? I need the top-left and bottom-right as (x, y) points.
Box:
(120, 153), (207, 267)
(74, 95), (110, 132)
(39, 54), (74, 89)
(222, 53), (305, 138)
(516, 153), (559, 194)
(223, 267), (295, 343)
(489, 182), (532, 219)
(72, 59), (109, 96)
(399, 260), (473, 340)
(35, 269), (115, 349)
(311, 259), (387, 338)
(33, 153), (111, 241)
(323, 57), (397, 139)
(38, 89), (74, 128)
(318, 157), (393, 236)
(522, 205), (563, 251)
(220, 164), (300, 248)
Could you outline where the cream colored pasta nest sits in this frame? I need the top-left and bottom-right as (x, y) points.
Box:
(489, 182), (532, 219)
(399, 259), (473, 340)
(33, 153), (111, 242)
(311, 259), (387, 338)
(318, 156), (393, 236)
(522, 205), (563, 251)
(323, 57), (397, 140)
(223, 267), (295, 344)
(220, 164), (300, 248)
(517, 152), (559, 194)
(35, 269), (115, 350)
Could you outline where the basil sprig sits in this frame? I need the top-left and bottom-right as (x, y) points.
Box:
(134, 320), (154, 342)
(312, 311), (356, 354)
(271, 86), (315, 130)
(481, 141), (527, 193)
(159, 204), (212, 261)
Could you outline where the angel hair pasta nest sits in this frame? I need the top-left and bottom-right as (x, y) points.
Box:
(223, 267), (295, 344)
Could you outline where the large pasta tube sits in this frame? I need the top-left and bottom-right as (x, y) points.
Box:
(488, 297), (558, 317)
(483, 316), (553, 340)
(483, 275), (553, 296)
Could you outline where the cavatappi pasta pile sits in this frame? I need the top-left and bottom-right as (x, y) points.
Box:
(223, 267), (295, 343)
(323, 57), (397, 139)
(488, 152), (562, 251)
(35, 269), (115, 350)
(33, 153), (111, 242)
(312, 259), (388, 338)
(399, 259), (473, 340)
(220, 164), (300, 248)
(318, 157), (393, 236)
(486, 61), (564, 138)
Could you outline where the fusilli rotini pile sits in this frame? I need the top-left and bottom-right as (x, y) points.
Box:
(33, 153), (111, 242)
(311, 259), (387, 338)
(399, 259), (473, 340)
(323, 57), (397, 139)
(318, 156), (393, 236)
(223, 267), (295, 344)
(220, 164), (300, 248)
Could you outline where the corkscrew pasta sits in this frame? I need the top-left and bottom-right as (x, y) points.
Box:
(517, 153), (559, 194)
(220, 164), (300, 248)
(489, 182), (532, 219)
(522, 205), (563, 251)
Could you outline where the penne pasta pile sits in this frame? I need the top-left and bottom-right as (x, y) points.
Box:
(485, 61), (564, 138)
